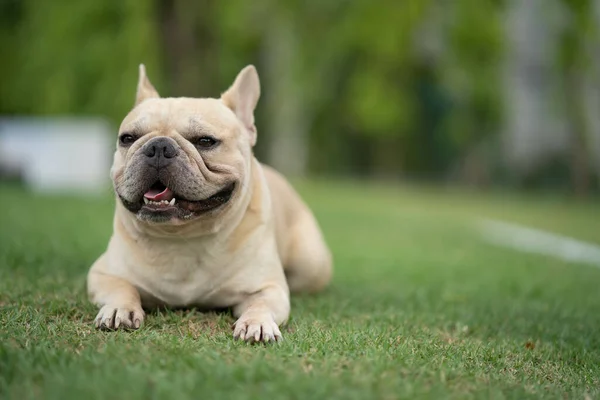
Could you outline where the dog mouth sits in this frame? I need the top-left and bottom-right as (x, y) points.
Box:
(139, 181), (235, 215)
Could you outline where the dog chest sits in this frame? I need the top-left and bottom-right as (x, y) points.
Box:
(123, 247), (247, 308)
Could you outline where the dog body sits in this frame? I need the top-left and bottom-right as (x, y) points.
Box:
(87, 65), (332, 342)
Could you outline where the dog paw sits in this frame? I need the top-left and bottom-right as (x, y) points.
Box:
(232, 312), (283, 343)
(94, 304), (145, 330)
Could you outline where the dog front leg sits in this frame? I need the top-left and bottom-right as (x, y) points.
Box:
(87, 255), (145, 330)
(232, 283), (290, 343)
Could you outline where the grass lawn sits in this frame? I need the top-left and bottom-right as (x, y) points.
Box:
(1, 180), (599, 399)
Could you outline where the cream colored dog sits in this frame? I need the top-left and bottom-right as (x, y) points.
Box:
(87, 64), (332, 342)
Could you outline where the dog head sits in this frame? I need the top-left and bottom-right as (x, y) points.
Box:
(111, 64), (260, 226)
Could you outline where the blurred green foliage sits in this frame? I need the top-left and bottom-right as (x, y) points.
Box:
(0, 0), (162, 123)
(0, 0), (597, 191)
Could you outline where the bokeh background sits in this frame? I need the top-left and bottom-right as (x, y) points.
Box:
(1, 0), (600, 196)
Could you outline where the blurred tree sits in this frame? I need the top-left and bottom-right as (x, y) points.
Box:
(0, 0), (597, 194)
(441, 0), (504, 185)
(0, 0), (163, 125)
(557, 0), (596, 196)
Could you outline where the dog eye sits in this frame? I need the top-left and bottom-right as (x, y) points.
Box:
(119, 134), (137, 146)
(192, 136), (219, 149)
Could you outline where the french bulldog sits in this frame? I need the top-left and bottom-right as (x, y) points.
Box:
(87, 64), (332, 342)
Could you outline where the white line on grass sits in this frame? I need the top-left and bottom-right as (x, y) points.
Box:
(477, 218), (600, 267)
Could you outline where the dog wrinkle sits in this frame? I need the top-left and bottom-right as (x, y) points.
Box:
(227, 161), (264, 253)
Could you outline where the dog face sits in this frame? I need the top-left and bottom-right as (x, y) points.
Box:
(111, 65), (260, 225)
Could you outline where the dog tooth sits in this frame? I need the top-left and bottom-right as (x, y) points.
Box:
(169, 198), (176, 206)
(144, 198), (149, 205)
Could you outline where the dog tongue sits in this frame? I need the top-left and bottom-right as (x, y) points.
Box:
(144, 187), (174, 201)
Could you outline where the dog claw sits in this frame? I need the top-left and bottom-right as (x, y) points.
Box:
(232, 312), (283, 343)
(94, 305), (144, 331)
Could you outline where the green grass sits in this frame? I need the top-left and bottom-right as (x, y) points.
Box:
(1, 181), (600, 399)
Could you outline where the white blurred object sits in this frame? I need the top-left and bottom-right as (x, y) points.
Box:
(0, 117), (114, 195)
(478, 218), (600, 267)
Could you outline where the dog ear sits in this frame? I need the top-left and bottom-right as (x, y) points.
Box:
(221, 65), (260, 146)
(135, 64), (160, 106)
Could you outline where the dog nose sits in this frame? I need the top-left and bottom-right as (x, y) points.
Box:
(142, 137), (178, 166)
